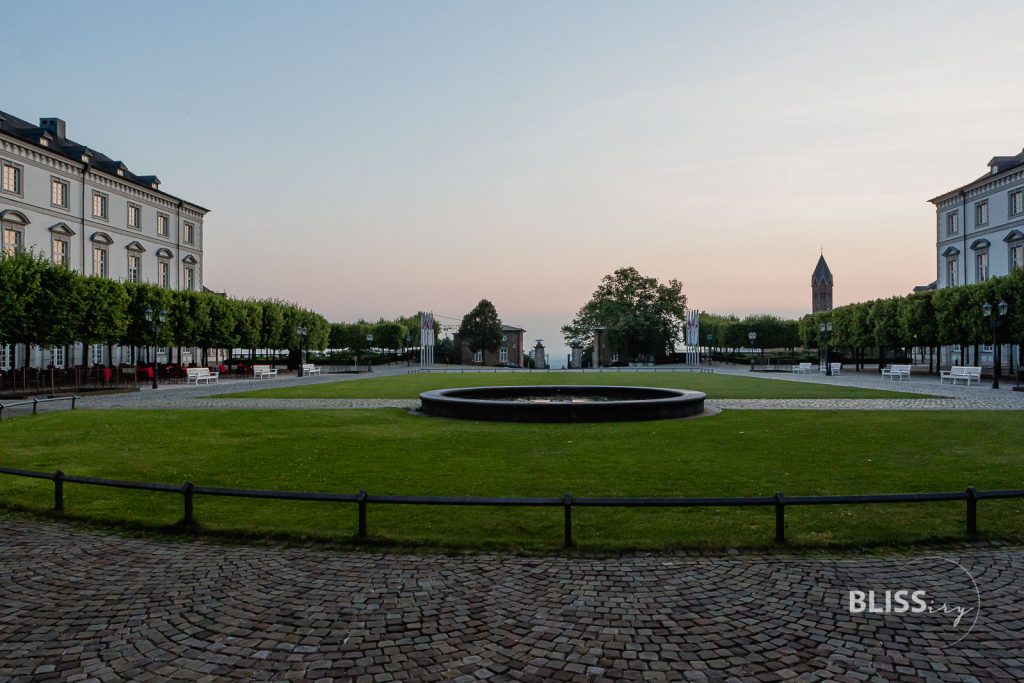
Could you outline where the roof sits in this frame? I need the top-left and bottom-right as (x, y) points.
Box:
(501, 324), (525, 332)
(0, 109), (208, 213)
(811, 254), (833, 286)
(912, 281), (938, 292)
(928, 148), (1024, 204)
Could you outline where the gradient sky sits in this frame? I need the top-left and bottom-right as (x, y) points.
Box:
(6, 1), (1024, 360)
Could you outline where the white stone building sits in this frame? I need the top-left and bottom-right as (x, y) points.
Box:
(930, 149), (1024, 369)
(0, 111), (209, 370)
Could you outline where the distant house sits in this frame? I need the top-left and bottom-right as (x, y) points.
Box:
(452, 324), (525, 366)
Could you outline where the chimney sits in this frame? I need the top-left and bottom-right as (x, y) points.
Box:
(39, 117), (66, 140)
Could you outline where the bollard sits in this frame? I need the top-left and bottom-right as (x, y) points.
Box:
(32, 398), (38, 415)
(182, 481), (194, 525)
(71, 395), (78, 410)
(563, 493), (573, 548)
(774, 491), (786, 543)
(54, 471), (65, 512)
(966, 486), (978, 535)
(357, 490), (368, 538)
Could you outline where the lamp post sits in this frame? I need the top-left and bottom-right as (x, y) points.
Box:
(144, 306), (168, 390)
(819, 321), (833, 376)
(296, 325), (308, 377)
(405, 335), (412, 366)
(366, 333), (374, 370)
(982, 300), (1008, 389)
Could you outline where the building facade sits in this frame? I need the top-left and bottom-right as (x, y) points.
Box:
(452, 324), (526, 366)
(0, 111), (209, 369)
(811, 254), (834, 313)
(930, 148), (1024, 368)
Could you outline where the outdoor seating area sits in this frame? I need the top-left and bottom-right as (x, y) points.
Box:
(792, 362), (813, 374)
(186, 367), (219, 384)
(253, 365), (279, 380)
(819, 362), (842, 375)
(940, 366), (982, 385)
(301, 363), (321, 376)
(881, 364), (912, 381)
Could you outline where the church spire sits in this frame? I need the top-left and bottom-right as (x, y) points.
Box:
(811, 254), (833, 312)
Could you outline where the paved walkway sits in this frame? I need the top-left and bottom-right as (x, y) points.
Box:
(0, 519), (1019, 682)
(5, 365), (1024, 415)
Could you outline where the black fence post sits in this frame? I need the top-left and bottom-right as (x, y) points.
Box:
(53, 470), (64, 512)
(32, 398), (38, 415)
(563, 493), (573, 548)
(774, 491), (786, 543)
(71, 395), (78, 410)
(182, 481), (194, 526)
(357, 490), (367, 538)
(966, 486), (978, 535)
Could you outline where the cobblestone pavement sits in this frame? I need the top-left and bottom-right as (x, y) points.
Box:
(0, 520), (1020, 682)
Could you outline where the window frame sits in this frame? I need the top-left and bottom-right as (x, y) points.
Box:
(157, 213), (169, 237)
(127, 202), (141, 229)
(51, 237), (69, 266)
(92, 245), (109, 278)
(975, 251), (989, 283)
(184, 265), (196, 291)
(183, 222), (195, 244)
(945, 258), (959, 287)
(1, 159), (24, 196)
(945, 211), (959, 236)
(92, 191), (109, 220)
(50, 176), (70, 209)
(2, 225), (23, 255)
(1010, 242), (1024, 272)
(1011, 190), (1024, 218)
(975, 200), (988, 227)
(158, 260), (170, 288)
(127, 253), (141, 283)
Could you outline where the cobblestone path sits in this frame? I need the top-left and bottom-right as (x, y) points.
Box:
(0, 520), (1019, 682)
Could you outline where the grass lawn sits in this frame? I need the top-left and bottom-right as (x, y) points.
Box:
(1, 409), (1020, 551)
(218, 371), (926, 400)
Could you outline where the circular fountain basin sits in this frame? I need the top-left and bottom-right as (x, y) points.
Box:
(419, 385), (706, 423)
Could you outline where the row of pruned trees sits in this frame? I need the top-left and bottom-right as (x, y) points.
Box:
(699, 313), (801, 352)
(798, 268), (1024, 371)
(327, 313), (424, 359)
(0, 250), (329, 368)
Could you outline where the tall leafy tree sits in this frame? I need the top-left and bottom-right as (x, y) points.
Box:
(459, 299), (503, 360)
(562, 267), (687, 361)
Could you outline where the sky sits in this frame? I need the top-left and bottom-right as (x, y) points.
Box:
(5, 1), (1024, 365)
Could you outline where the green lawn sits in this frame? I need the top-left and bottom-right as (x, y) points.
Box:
(218, 371), (925, 400)
(1, 409), (1019, 550)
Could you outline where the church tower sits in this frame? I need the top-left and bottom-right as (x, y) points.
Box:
(811, 254), (833, 312)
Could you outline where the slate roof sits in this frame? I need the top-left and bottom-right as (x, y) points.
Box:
(501, 324), (525, 332)
(0, 109), (208, 212)
(929, 148), (1024, 204)
(811, 254), (833, 286)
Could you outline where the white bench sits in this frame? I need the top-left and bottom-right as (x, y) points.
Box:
(253, 364), (278, 380)
(301, 363), (321, 376)
(881, 364), (912, 381)
(940, 366), (981, 385)
(819, 362), (842, 375)
(792, 362), (813, 374)
(186, 367), (219, 384)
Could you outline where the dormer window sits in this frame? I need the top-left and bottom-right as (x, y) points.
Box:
(40, 137), (48, 147)
(116, 168), (124, 177)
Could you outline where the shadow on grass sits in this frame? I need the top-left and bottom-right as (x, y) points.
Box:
(0, 501), (1015, 558)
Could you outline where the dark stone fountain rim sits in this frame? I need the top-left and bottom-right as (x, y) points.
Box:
(419, 385), (706, 423)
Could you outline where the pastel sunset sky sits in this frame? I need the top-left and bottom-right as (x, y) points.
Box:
(7, 1), (1024, 358)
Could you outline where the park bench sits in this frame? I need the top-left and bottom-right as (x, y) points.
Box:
(301, 363), (321, 376)
(940, 366), (981, 385)
(819, 362), (842, 375)
(881, 364), (912, 381)
(792, 362), (813, 374)
(186, 367), (219, 385)
(253, 364), (278, 380)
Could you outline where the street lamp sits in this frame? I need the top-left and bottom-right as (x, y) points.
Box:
(366, 333), (374, 370)
(405, 335), (412, 366)
(819, 320), (833, 376)
(982, 300), (1008, 389)
(144, 306), (168, 390)
(747, 331), (757, 371)
(296, 325), (308, 377)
